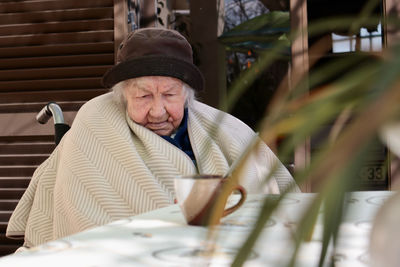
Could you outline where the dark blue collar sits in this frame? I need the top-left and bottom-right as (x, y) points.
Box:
(161, 108), (195, 162)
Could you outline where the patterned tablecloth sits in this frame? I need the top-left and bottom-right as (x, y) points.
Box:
(0, 191), (394, 267)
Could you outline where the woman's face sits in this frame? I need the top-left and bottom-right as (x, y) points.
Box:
(124, 76), (186, 136)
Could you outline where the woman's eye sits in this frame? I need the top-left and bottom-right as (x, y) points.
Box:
(140, 95), (150, 98)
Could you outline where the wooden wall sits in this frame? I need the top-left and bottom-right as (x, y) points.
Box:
(0, 0), (126, 256)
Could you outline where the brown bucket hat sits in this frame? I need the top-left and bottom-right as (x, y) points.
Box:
(102, 27), (204, 91)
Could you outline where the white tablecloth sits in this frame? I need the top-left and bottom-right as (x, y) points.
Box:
(0, 191), (393, 267)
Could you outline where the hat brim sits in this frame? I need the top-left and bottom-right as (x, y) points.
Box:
(102, 55), (204, 91)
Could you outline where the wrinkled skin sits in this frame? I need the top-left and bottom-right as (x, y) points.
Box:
(124, 76), (186, 136)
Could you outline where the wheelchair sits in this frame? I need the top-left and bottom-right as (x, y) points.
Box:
(36, 102), (71, 145)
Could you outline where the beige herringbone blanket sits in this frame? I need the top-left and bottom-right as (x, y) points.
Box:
(7, 93), (298, 247)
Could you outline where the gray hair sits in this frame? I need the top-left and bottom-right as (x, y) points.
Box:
(111, 78), (196, 108)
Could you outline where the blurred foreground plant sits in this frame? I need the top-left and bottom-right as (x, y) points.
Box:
(207, 1), (400, 266)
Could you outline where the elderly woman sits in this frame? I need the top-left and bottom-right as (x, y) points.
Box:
(7, 28), (298, 248)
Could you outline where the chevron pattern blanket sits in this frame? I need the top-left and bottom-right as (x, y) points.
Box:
(7, 93), (297, 247)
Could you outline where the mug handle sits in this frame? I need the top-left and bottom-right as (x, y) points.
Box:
(222, 185), (247, 217)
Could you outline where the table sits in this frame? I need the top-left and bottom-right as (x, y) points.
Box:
(0, 191), (394, 267)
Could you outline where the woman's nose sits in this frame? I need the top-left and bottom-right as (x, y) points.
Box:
(149, 98), (166, 117)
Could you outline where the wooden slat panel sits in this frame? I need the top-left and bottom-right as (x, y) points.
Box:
(0, 223), (6, 235)
(0, 111), (67, 136)
(0, 19), (114, 36)
(0, 235), (21, 246)
(0, 179), (30, 189)
(0, 101), (85, 113)
(0, 135), (54, 142)
(0, 235), (17, 249)
(0, 30), (113, 47)
(0, 77), (102, 92)
(0, 0), (120, 257)
(0, 89), (108, 104)
(0, 143), (54, 154)
(0, 42), (114, 58)
(0, 211), (12, 222)
(0, 155), (48, 166)
(0, 0), (113, 13)
(0, 200), (19, 210)
(0, 7), (114, 25)
(0, 167), (36, 177)
(0, 53), (113, 69)
(0, 66), (110, 81)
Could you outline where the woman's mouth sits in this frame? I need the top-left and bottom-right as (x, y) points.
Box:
(146, 122), (169, 130)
